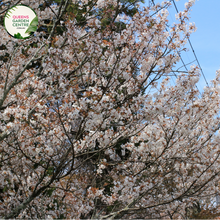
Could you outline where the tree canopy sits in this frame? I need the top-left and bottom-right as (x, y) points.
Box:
(1, 0), (220, 219)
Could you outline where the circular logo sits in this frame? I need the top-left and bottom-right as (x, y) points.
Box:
(4, 4), (38, 39)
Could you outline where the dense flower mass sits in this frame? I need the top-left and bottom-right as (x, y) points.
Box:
(0, 0), (220, 219)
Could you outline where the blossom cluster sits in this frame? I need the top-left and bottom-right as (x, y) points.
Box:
(0, 0), (219, 219)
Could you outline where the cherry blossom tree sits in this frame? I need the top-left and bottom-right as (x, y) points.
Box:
(1, 0), (220, 219)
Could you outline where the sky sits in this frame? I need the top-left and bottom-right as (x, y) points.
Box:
(144, 0), (220, 91)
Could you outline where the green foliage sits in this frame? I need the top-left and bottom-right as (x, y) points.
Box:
(46, 166), (54, 176)
(45, 187), (56, 197)
(2, 186), (7, 193)
(46, 0), (143, 28)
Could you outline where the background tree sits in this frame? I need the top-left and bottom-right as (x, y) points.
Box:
(1, 0), (220, 219)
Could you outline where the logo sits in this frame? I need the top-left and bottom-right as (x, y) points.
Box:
(4, 4), (38, 39)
